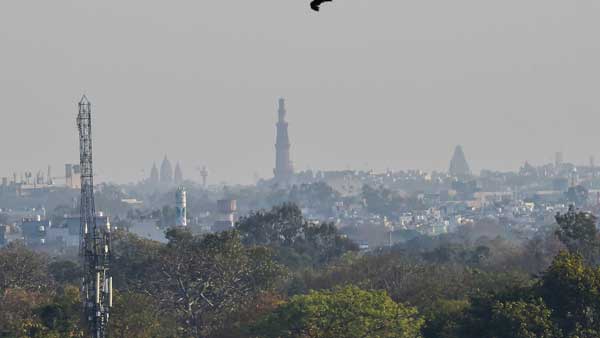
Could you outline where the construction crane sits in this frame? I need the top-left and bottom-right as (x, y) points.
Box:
(77, 95), (112, 338)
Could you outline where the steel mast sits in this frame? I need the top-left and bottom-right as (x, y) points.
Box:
(77, 95), (112, 338)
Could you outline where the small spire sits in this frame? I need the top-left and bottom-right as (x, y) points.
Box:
(278, 97), (286, 122)
(79, 95), (90, 105)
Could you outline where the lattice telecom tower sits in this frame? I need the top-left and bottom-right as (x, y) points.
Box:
(77, 95), (112, 338)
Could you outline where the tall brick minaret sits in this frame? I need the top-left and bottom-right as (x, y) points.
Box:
(274, 98), (293, 183)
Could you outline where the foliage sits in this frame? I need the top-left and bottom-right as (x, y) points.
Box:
(555, 206), (600, 265)
(251, 285), (424, 338)
(459, 292), (562, 338)
(0, 242), (53, 294)
(288, 182), (341, 216)
(300, 249), (531, 311)
(362, 184), (405, 218)
(4, 204), (600, 338)
(110, 291), (178, 338)
(110, 230), (162, 291)
(48, 260), (80, 285)
(0, 286), (85, 338)
(34, 285), (84, 337)
(446, 252), (600, 338)
(212, 292), (285, 338)
(422, 244), (491, 266)
(489, 299), (562, 338)
(537, 251), (600, 336)
(421, 299), (468, 338)
(137, 229), (285, 337)
(236, 203), (357, 268)
(0, 289), (49, 337)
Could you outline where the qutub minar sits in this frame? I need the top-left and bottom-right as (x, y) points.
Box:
(274, 98), (294, 184)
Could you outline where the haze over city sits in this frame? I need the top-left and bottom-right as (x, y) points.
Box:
(4, 1), (600, 337)
(2, 0), (600, 184)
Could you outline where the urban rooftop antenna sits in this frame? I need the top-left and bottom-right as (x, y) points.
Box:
(77, 95), (112, 338)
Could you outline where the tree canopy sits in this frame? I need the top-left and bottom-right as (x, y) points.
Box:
(555, 206), (600, 265)
(3, 203), (600, 338)
(251, 285), (424, 338)
(236, 203), (357, 268)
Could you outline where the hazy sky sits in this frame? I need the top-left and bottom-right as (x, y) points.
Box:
(1, 1), (599, 184)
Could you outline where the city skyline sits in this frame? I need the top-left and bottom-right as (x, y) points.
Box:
(2, 2), (599, 337)
(1, 1), (600, 184)
(0, 87), (597, 185)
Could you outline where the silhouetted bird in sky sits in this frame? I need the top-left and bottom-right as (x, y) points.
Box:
(311, 0), (333, 11)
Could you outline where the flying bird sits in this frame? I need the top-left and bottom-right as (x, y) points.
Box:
(310, 0), (333, 11)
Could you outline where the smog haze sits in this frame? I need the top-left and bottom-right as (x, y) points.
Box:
(1, 0), (599, 183)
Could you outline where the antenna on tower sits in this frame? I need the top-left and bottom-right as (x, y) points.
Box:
(77, 95), (112, 338)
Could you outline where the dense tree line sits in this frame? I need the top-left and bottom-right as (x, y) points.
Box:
(236, 203), (357, 269)
(0, 203), (599, 337)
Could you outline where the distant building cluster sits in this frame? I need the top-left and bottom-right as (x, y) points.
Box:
(148, 156), (184, 187)
(0, 210), (111, 253)
(253, 145), (600, 248)
(0, 163), (86, 198)
(3, 96), (600, 253)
